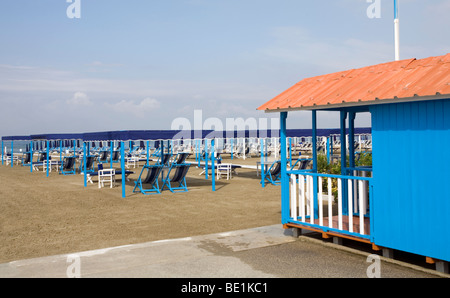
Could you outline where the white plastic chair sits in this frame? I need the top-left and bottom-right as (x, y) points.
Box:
(98, 168), (115, 188)
(217, 163), (232, 180)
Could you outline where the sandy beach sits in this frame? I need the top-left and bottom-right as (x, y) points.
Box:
(0, 155), (282, 264)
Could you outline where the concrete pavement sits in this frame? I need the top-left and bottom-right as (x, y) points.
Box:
(0, 224), (446, 278)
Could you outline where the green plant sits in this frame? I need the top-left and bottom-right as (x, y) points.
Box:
(315, 153), (372, 202)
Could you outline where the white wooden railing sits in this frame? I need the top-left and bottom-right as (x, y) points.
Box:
(288, 170), (372, 239)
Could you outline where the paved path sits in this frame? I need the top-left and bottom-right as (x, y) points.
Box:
(0, 225), (445, 279)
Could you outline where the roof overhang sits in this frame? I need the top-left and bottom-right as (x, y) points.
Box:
(261, 93), (450, 113)
(258, 53), (450, 114)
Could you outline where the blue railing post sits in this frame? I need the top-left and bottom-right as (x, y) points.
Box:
(1, 140), (4, 165)
(280, 112), (289, 224)
(349, 112), (356, 170)
(340, 110), (348, 215)
(289, 137), (292, 168)
(312, 110), (319, 218)
(326, 137), (330, 164)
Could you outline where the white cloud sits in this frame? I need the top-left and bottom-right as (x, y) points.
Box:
(66, 92), (92, 106)
(105, 97), (161, 118)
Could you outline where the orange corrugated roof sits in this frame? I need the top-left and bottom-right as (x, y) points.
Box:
(258, 53), (450, 112)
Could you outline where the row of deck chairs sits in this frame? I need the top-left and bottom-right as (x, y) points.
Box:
(21, 152), (79, 175)
(133, 152), (191, 195)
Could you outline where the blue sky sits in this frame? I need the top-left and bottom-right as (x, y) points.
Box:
(1, 0), (449, 137)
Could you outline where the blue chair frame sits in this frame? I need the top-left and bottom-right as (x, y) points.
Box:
(61, 156), (76, 175)
(133, 164), (163, 195)
(261, 160), (282, 186)
(161, 163), (190, 193)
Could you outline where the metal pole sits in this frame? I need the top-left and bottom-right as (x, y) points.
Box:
(110, 141), (113, 169)
(211, 139), (215, 191)
(260, 138), (265, 187)
(60, 140), (63, 172)
(146, 140), (150, 166)
(205, 139), (208, 179)
(83, 142), (87, 187)
(394, 0), (400, 61)
(11, 141), (13, 168)
(30, 140), (33, 172)
(46, 140), (49, 177)
(121, 141), (126, 198)
(312, 111), (319, 218)
(280, 112), (289, 224)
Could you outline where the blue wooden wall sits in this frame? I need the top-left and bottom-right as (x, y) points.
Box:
(370, 99), (450, 262)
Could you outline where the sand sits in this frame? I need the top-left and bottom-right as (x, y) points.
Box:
(0, 156), (282, 263)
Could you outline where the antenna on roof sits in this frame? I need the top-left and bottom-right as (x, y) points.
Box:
(394, 0), (400, 61)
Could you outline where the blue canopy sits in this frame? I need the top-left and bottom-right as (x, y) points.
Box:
(2, 128), (372, 142)
(1, 135), (32, 141)
(29, 133), (83, 141)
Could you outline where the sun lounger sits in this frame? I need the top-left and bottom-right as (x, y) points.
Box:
(21, 152), (31, 166)
(60, 156), (76, 175)
(98, 151), (108, 163)
(110, 151), (120, 163)
(261, 160), (282, 186)
(157, 153), (171, 166)
(133, 164), (163, 195)
(290, 158), (312, 171)
(79, 155), (96, 173)
(173, 152), (190, 164)
(161, 163), (191, 193)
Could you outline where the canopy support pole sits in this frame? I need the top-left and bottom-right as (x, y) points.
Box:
(121, 141), (126, 198)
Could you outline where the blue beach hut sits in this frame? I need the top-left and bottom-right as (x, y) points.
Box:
(258, 53), (450, 272)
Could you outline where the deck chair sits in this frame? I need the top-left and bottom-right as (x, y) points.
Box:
(290, 158), (312, 171)
(161, 163), (191, 193)
(173, 152), (190, 164)
(262, 160), (282, 186)
(21, 152), (31, 166)
(61, 156), (76, 175)
(38, 152), (47, 162)
(133, 164), (163, 195)
(110, 151), (120, 163)
(98, 151), (108, 163)
(79, 155), (96, 173)
(157, 153), (171, 166)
